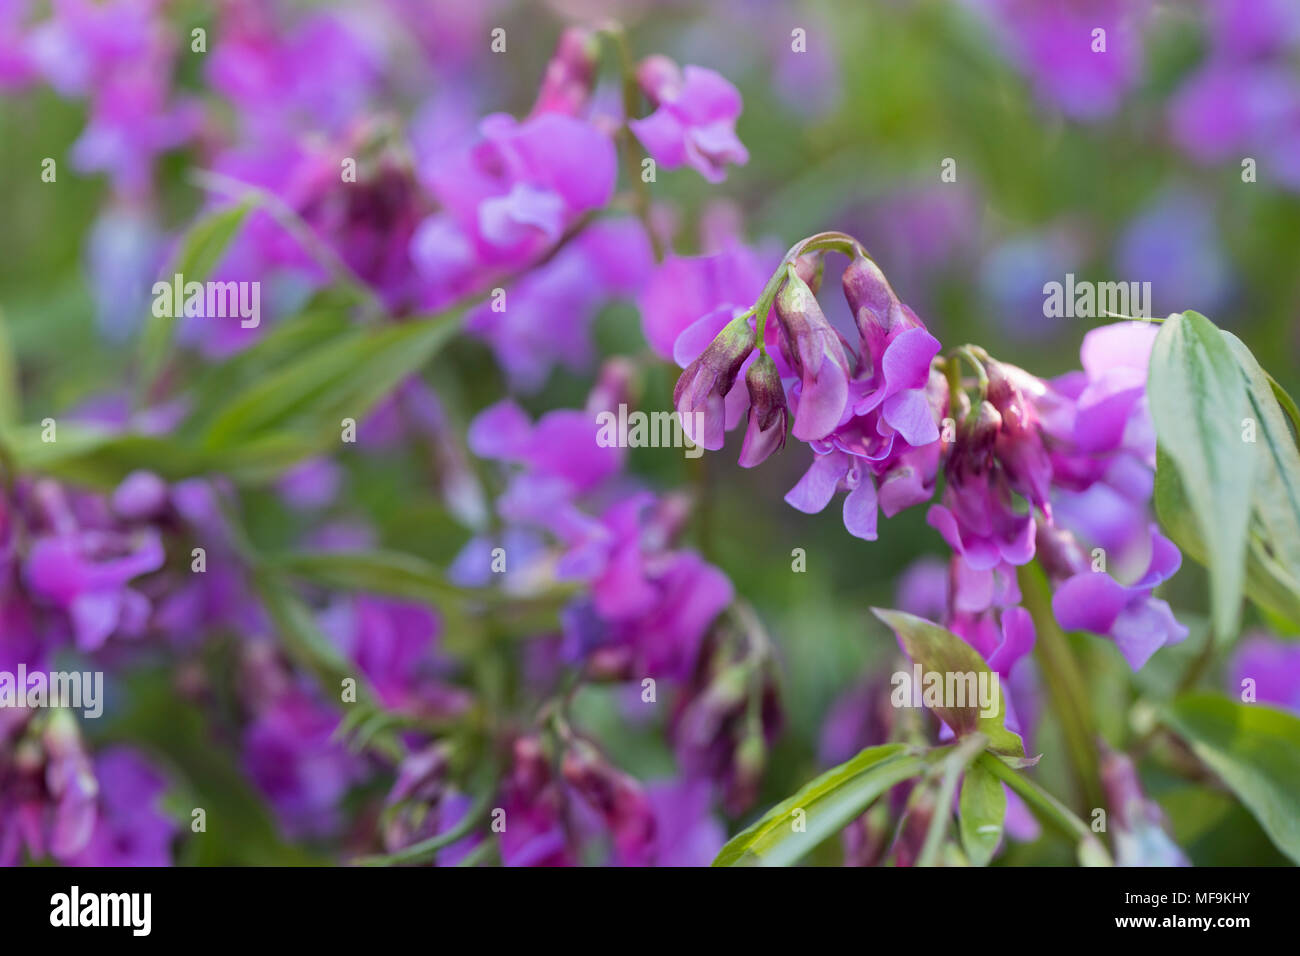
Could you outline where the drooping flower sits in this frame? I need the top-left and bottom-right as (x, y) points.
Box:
(673, 312), (756, 451)
(738, 351), (788, 467)
(776, 269), (853, 442)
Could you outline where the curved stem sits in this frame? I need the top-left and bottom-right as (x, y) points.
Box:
(352, 781), (496, 867)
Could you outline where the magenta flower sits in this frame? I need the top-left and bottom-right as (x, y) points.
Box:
(776, 271), (853, 442)
(242, 686), (364, 839)
(673, 312), (756, 450)
(1227, 636), (1300, 712)
(23, 525), (164, 652)
(464, 218), (654, 391)
(1051, 525), (1187, 669)
(739, 351), (789, 467)
(629, 57), (748, 183)
(67, 748), (176, 867)
(638, 242), (769, 360)
(421, 112), (617, 272)
(530, 27), (599, 117)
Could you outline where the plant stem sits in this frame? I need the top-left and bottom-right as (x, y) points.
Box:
(352, 782), (495, 867)
(916, 733), (986, 867)
(1017, 562), (1105, 812)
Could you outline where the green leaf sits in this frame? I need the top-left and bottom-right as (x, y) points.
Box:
(1148, 311), (1255, 638)
(1155, 444), (1300, 631)
(1163, 692), (1300, 864)
(1222, 332), (1300, 619)
(183, 307), (353, 434)
(138, 200), (255, 389)
(251, 575), (376, 704)
(0, 425), (212, 488)
(106, 669), (326, 865)
(266, 549), (479, 605)
(200, 314), (457, 452)
(871, 607), (1028, 758)
(975, 753), (1111, 865)
(959, 758), (1006, 866)
(712, 744), (927, 866)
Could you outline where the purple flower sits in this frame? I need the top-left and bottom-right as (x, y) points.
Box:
(1203, 0), (1300, 61)
(22, 522), (164, 651)
(464, 218), (653, 390)
(275, 457), (343, 512)
(776, 270), (853, 442)
(242, 687), (364, 839)
(1100, 745), (1189, 866)
(1116, 190), (1231, 317)
(629, 57), (748, 183)
(1227, 635), (1300, 712)
(1169, 62), (1300, 189)
(561, 738), (657, 867)
(67, 747), (176, 867)
(1051, 524), (1187, 669)
(418, 112), (616, 276)
(738, 351), (788, 467)
(969, 0), (1146, 122)
(110, 470), (169, 521)
(785, 449), (882, 541)
(639, 242), (770, 360)
(673, 312), (756, 451)
(645, 779), (724, 866)
(319, 595), (468, 718)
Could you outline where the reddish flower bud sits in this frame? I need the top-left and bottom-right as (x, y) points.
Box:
(672, 312), (756, 450)
(775, 272), (851, 441)
(738, 351), (788, 467)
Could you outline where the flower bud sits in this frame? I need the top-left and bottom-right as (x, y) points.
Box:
(672, 313), (756, 450)
(775, 273), (850, 441)
(793, 252), (824, 295)
(841, 254), (912, 346)
(532, 27), (601, 116)
(738, 351), (788, 468)
(561, 739), (656, 866)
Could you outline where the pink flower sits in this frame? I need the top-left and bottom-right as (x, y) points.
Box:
(629, 57), (748, 183)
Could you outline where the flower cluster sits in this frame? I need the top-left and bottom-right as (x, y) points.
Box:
(667, 237), (1185, 689)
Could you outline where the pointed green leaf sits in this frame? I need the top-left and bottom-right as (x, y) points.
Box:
(138, 200), (255, 388)
(1147, 311), (1254, 638)
(1163, 692), (1300, 864)
(712, 744), (926, 867)
(871, 607), (1028, 758)
(1155, 444), (1300, 631)
(959, 758), (1005, 866)
(201, 314), (456, 450)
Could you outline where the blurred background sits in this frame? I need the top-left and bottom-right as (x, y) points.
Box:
(2, 0), (1298, 865)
